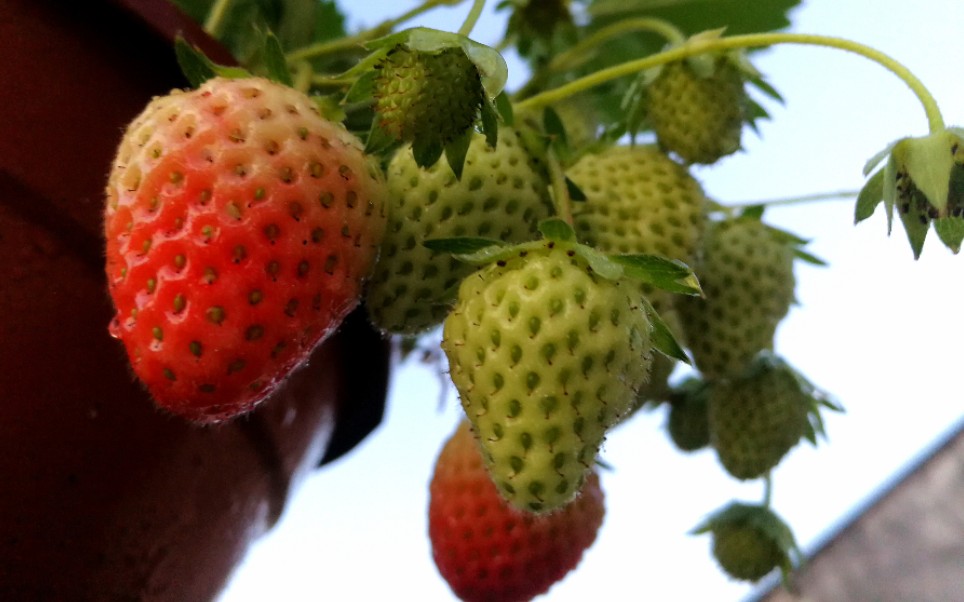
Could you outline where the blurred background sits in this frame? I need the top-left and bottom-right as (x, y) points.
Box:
(219, 1), (964, 600)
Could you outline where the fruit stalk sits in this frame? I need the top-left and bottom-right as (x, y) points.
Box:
(203, 0), (235, 36)
(515, 32), (945, 134)
(457, 0), (487, 37)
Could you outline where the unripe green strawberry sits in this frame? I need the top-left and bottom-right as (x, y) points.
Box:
(569, 145), (706, 265)
(677, 216), (796, 380)
(666, 378), (710, 452)
(365, 128), (553, 334)
(429, 421), (605, 602)
(373, 46), (483, 147)
(645, 57), (748, 164)
(708, 355), (812, 479)
(104, 77), (387, 422)
(568, 144), (705, 403)
(694, 502), (799, 582)
(442, 240), (653, 512)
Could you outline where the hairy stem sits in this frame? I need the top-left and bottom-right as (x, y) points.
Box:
(203, 0), (234, 36)
(458, 0), (487, 37)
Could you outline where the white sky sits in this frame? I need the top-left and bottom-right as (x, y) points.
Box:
(220, 1), (964, 600)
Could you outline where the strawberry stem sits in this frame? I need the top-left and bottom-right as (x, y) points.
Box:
(285, 0), (453, 63)
(719, 189), (860, 213)
(514, 32), (945, 134)
(203, 0), (235, 37)
(546, 147), (575, 227)
(763, 472), (773, 508)
(457, 0), (487, 37)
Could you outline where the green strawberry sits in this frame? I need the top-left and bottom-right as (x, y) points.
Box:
(568, 144), (706, 403)
(644, 54), (749, 165)
(676, 215), (797, 380)
(666, 378), (711, 452)
(694, 502), (800, 583)
(373, 45), (483, 149)
(365, 128), (553, 335)
(708, 354), (827, 480)
(441, 239), (653, 513)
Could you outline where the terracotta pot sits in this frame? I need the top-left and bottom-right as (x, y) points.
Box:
(0, 0), (389, 599)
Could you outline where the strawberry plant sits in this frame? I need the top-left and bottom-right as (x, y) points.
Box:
(109, 0), (964, 599)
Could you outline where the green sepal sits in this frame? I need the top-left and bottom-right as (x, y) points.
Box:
(344, 69), (377, 104)
(934, 216), (964, 253)
(444, 127), (475, 180)
(739, 204), (766, 220)
(174, 36), (251, 88)
(642, 298), (691, 364)
(451, 241), (540, 266)
(538, 218), (576, 242)
(609, 255), (702, 296)
(412, 136), (445, 169)
(423, 236), (506, 255)
(573, 245), (624, 280)
(480, 97), (501, 148)
(262, 31), (293, 86)
(494, 92), (515, 126)
(855, 167), (886, 223)
(566, 177), (587, 202)
(364, 119), (401, 156)
(897, 189), (931, 259)
(312, 95), (346, 122)
(793, 248), (828, 267)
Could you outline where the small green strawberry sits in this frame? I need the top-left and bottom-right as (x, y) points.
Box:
(365, 127), (553, 335)
(373, 45), (483, 148)
(441, 238), (654, 512)
(666, 377), (711, 453)
(708, 353), (837, 480)
(676, 214), (801, 380)
(429, 421), (605, 602)
(693, 502), (801, 583)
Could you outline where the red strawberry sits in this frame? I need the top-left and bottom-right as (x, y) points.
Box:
(104, 77), (387, 423)
(429, 422), (605, 602)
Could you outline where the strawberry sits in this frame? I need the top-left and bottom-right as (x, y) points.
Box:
(665, 378), (710, 453)
(365, 127), (553, 335)
(429, 421), (605, 602)
(643, 53), (750, 164)
(708, 354), (828, 480)
(568, 144), (706, 404)
(104, 76), (388, 422)
(441, 238), (653, 512)
(373, 45), (483, 149)
(693, 502), (800, 583)
(676, 215), (797, 380)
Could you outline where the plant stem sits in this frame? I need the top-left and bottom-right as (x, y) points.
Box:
(724, 190), (860, 211)
(458, 0), (487, 37)
(204, 0), (234, 37)
(550, 18), (685, 74)
(763, 472), (773, 508)
(546, 147), (574, 226)
(292, 61), (313, 94)
(285, 0), (455, 63)
(515, 32), (945, 133)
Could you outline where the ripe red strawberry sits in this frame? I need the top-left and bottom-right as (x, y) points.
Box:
(429, 422), (605, 602)
(104, 77), (388, 423)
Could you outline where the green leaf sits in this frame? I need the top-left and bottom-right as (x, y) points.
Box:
(739, 204), (766, 220)
(423, 237), (505, 255)
(609, 255), (702, 295)
(444, 128), (475, 180)
(538, 218), (576, 242)
(262, 31), (293, 86)
(855, 167), (885, 223)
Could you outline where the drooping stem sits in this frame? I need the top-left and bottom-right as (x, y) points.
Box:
(285, 0), (457, 63)
(515, 32), (945, 134)
(723, 190), (860, 212)
(203, 0), (235, 37)
(292, 61), (313, 94)
(763, 472), (774, 508)
(458, 0), (487, 37)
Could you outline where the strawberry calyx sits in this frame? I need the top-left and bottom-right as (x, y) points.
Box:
(857, 127), (964, 257)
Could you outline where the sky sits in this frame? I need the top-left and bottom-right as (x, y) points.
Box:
(219, 1), (964, 600)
